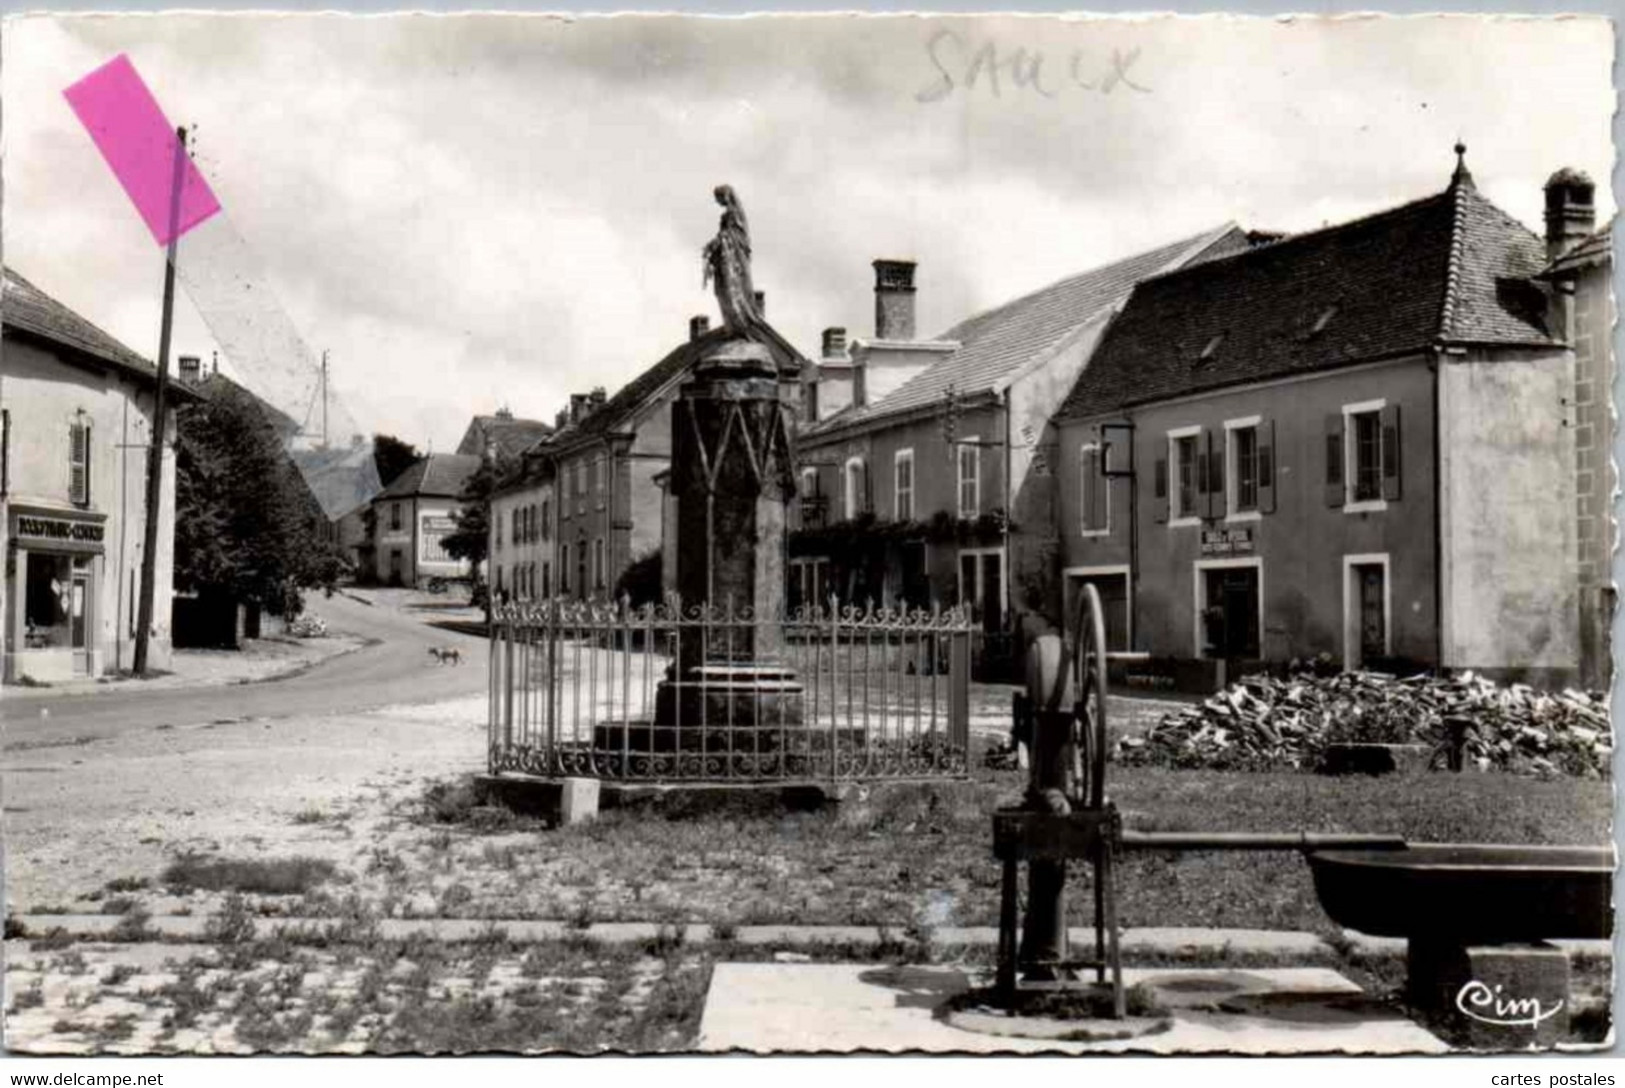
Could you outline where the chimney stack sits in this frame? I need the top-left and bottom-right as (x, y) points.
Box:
(570, 393), (590, 423)
(689, 314), (711, 341)
(1544, 167), (1596, 262)
(873, 259), (917, 340)
(821, 327), (848, 359)
(588, 386), (606, 409)
(178, 354), (201, 384)
(753, 290), (766, 316)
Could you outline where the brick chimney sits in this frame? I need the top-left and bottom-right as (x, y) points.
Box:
(177, 354), (202, 384)
(1544, 168), (1596, 262)
(570, 393), (590, 423)
(689, 314), (710, 341)
(588, 386), (606, 409)
(873, 259), (917, 340)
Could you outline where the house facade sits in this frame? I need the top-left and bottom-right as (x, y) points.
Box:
(1, 269), (190, 682)
(793, 231), (1247, 644)
(1055, 153), (1582, 689)
(1536, 176), (1613, 690)
(491, 315), (807, 603)
(368, 453), (480, 587)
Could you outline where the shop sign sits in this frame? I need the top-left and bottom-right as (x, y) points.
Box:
(1200, 527), (1253, 556)
(16, 514), (105, 545)
(423, 515), (457, 533)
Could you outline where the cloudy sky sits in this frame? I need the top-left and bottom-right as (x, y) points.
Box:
(4, 13), (1614, 452)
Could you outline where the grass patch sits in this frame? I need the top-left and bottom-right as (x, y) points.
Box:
(162, 852), (338, 896)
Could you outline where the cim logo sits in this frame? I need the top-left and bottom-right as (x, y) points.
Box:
(1455, 979), (1564, 1029)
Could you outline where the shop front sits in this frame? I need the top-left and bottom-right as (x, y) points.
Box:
(7, 506), (107, 684)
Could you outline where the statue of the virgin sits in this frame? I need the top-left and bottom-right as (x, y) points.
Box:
(702, 185), (768, 337)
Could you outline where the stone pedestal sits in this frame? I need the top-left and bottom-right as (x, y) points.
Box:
(654, 338), (805, 733)
(1408, 940), (1570, 1049)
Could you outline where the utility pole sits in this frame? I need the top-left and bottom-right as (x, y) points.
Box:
(133, 125), (187, 675)
(320, 350), (329, 448)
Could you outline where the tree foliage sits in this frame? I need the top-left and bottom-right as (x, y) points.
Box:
(373, 433), (420, 489)
(174, 382), (347, 614)
(442, 457), (500, 581)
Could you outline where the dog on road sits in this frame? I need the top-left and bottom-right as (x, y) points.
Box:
(428, 646), (463, 666)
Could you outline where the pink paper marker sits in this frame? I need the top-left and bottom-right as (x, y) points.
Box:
(64, 54), (220, 247)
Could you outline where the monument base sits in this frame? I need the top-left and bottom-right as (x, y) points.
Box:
(653, 662), (805, 729)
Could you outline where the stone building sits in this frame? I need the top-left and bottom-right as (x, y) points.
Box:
(792, 231), (1246, 648)
(0, 268), (194, 682)
(368, 452), (481, 587)
(490, 316), (806, 602)
(1536, 171), (1613, 690)
(1055, 151), (1584, 689)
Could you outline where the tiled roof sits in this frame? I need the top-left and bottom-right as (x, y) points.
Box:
(546, 323), (809, 453)
(377, 452), (482, 500)
(1057, 176), (1556, 420)
(3, 267), (198, 398)
(1542, 226), (1612, 276)
(457, 414), (554, 458)
(805, 225), (1245, 436)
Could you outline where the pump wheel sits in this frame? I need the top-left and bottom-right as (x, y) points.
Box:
(1069, 582), (1110, 810)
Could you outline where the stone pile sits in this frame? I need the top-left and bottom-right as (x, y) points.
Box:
(1117, 670), (1611, 778)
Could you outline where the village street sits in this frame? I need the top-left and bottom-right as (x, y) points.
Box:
(2, 591), (490, 746)
(3, 591), (494, 913)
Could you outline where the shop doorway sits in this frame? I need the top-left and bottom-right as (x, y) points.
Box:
(1198, 561), (1261, 660)
(958, 548), (1005, 633)
(70, 563), (91, 676)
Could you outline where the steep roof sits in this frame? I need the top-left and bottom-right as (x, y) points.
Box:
(456, 413), (554, 458)
(3, 267), (198, 399)
(806, 224), (1246, 437)
(546, 322), (809, 454)
(1057, 174), (1556, 420)
(376, 452), (482, 501)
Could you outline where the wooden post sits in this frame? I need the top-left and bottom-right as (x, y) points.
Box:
(132, 125), (186, 675)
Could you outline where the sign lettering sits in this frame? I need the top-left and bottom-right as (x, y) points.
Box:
(1200, 527), (1253, 556)
(17, 515), (104, 544)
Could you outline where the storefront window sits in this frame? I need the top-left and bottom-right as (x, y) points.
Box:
(25, 553), (73, 648)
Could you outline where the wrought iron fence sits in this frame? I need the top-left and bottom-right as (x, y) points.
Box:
(488, 596), (974, 783)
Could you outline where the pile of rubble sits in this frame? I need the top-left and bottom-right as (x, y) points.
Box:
(286, 613), (330, 639)
(1116, 670), (1611, 778)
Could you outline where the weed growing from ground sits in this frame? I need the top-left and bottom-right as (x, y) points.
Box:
(162, 853), (337, 896)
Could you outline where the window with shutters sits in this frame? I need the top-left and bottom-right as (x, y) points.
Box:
(391, 502), (402, 531)
(1079, 444), (1109, 535)
(894, 449), (914, 521)
(593, 537), (605, 590)
(495, 511), (504, 552)
(69, 418), (91, 506)
(1169, 428), (1200, 524)
(957, 439), (980, 519)
(1225, 416), (1273, 519)
(541, 499), (551, 541)
(1351, 412), (1381, 502)
(844, 456), (867, 520)
(559, 542), (570, 593)
(1334, 399), (1399, 512)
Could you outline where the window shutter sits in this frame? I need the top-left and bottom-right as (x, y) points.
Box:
(69, 421), (89, 505)
(1208, 430), (1225, 516)
(1257, 419), (1276, 514)
(1324, 413), (1345, 508)
(863, 461), (873, 515)
(1381, 404), (1402, 502)
(1153, 454), (1168, 524)
(1091, 451), (1107, 531)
